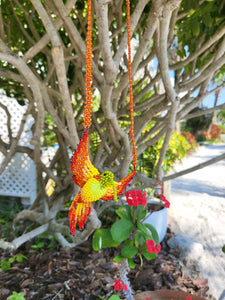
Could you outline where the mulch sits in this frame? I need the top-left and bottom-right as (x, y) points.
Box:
(0, 227), (210, 300)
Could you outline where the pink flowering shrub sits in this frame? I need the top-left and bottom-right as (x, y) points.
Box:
(210, 124), (221, 140)
(181, 131), (196, 150)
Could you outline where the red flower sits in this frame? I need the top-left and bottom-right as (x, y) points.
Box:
(122, 282), (127, 292)
(114, 279), (122, 290)
(186, 296), (192, 300)
(126, 190), (147, 206)
(154, 244), (161, 254)
(146, 239), (154, 247)
(159, 194), (166, 201)
(114, 279), (127, 292)
(146, 239), (161, 254)
(164, 199), (170, 208)
(138, 191), (147, 205)
(126, 198), (134, 206)
(148, 246), (155, 253)
(159, 192), (170, 208)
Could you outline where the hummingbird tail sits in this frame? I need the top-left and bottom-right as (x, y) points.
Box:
(69, 192), (92, 234)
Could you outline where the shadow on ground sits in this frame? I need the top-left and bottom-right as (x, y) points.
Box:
(172, 178), (225, 198)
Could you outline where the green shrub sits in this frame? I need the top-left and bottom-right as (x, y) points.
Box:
(139, 131), (191, 178)
(183, 107), (213, 135)
(196, 133), (207, 142)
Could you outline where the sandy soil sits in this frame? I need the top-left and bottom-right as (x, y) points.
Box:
(169, 143), (225, 300)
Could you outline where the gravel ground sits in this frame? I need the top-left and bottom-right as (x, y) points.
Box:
(169, 143), (225, 300)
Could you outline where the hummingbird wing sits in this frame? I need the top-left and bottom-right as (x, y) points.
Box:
(101, 169), (136, 201)
(70, 129), (100, 188)
(69, 177), (105, 234)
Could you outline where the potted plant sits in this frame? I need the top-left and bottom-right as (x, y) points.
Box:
(143, 182), (169, 243)
(92, 188), (170, 300)
(143, 198), (168, 243)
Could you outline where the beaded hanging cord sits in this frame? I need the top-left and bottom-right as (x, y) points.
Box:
(83, 0), (93, 129)
(69, 0), (137, 234)
(83, 0), (137, 165)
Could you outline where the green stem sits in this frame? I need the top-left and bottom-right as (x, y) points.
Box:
(138, 253), (143, 267)
(132, 207), (136, 224)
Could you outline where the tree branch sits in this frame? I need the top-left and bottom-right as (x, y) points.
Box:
(164, 151), (225, 182)
(52, 0), (103, 87)
(23, 0), (76, 62)
(184, 103), (225, 121)
(95, 0), (117, 81)
(171, 25), (225, 71)
(30, 0), (78, 147)
(179, 54), (225, 93)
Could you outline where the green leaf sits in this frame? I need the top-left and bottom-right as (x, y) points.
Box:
(47, 243), (55, 249)
(190, 0), (199, 10)
(183, 0), (193, 12)
(124, 205), (133, 221)
(124, 239), (133, 246)
(113, 255), (124, 263)
(92, 229), (120, 251)
(202, 13), (212, 27)
(137, 222), (151, 237)
(8, 291), (26, 300)
(16, 253), (27, 263)
(134, 231), (142, 247)
(111, 219), (134, 243)
(142, 251), (156, 261)
(31, 241), (45, 249)
(121, 245), (138, 259)
(1, 260), (11, 271)
(115, 208), (129, 220)
(8, 257), (16, 264)
(108, 296), (121, 300)
(138, 208), (147, 221)
(128, 258), (136, 269)
(134, 205), (142, 220)
(191, 19), (200, 36)
(135, 205), (147, 221)
(144, 223), (160, 245)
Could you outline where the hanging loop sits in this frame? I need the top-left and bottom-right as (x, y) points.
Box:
(83, 0), (93, 129)
(83, 0), (137, 168)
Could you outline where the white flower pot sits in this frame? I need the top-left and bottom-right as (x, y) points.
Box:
(220, 133), (225, 142)
(143, 206), (168, 243)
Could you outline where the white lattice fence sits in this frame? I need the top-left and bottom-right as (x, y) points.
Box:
(0, 93), (37, 206)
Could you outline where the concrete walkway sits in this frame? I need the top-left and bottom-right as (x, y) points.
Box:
(168, 143), (225, 300)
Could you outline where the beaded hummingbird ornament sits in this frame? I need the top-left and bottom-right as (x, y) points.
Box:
(69, 0), (137, 234)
